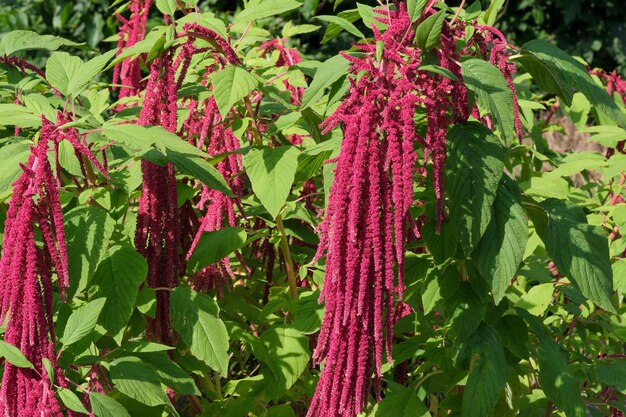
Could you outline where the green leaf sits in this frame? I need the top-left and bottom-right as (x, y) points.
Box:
(293, 291), (324, 334)
(314, 15), (365, 39)
(0, 341), (34, 369)
(62, 298), (107, 347)
(0, 30), (81, 55)
(58, 388), (89, 414)
(415, 10), (446, 51)
(300, 54), (350, 109)
(170, 287), (230, 376)
(319, 9), (360, 44)
(89, 392), (131, 417)
(92, 245), (147, 339)
(64, 206), (115, 297)
(462, 325), (507, 417)
(462, 59), (518, 145)
(261, 326), (310, 396)
(419, 64), (459, 81)
(46, 51), (115, 97)
(406, 0), (428, 21)
(448, 282), (486, 340)
(474, 176), (528, 304)
(282, 22), (320, 38)
(371, 386), (429, 416)
(540, 199), (615, 312)
(155, 0), (177, 15)
(445, 122), (505, 255)
(208, 65), (259, 117)
(596, 359), (626, 393)
(482, 0), (504, 26)
(140, 352), (200, 395)
(0, 104), (42, 128)
(110, 357), (170, 407)
(243, 146), (301, 218)
(515, 39), (626, 127)
(102, 124), (232, 196)
(514, 283), (554, 316)
(187, 227), (247, 274)
(235, 0), (302, 23)
(537, 340), (585, 417)
(0, 142), (31, 197)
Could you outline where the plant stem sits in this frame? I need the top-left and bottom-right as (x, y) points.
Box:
(275, 213), (298, 299)
(244, 96), (263, 146)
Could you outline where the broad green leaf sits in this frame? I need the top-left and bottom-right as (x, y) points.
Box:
(235, 0), (302, 23)
(406, 0), (428, 21)
(109, 27), (168, 67)
(474, 176), (528, 304)
(92, 245), (147, 339)
(282, 22), (321, 38)
(0, 30), (81, 55)
(0, 104), (42, 128)
(268, 405), (297, 417)
(356, 4), (387, 32)
(58, 388), (89, 414)
(419, 64), (459, 81)
(243, 146), (301, 218)
(155, 0), (177, 15)
(445, 122), (505, 255)
(300, 54), (350, 109)
(515, 40), (626, 127)
(415, 10), (446, 51)
(596, 359), (626, 393)
(462, 325), (507, 417)
(140, 352), (200, 395)
(170, 287), (230, 376)
(62, 298), (106, 347)
(293, 291), (324, 334)
(371, 386), (429, 417)
(46, 51), (115, 97)
(102, 124), (232, 196)
(319, 9), (360, 44)
(122, 341), (174, 353)
(261, 326), (310, 395)
(537, 340), (585, 417)
(540, 199), (615, 312)
(90, 393), (131, 417)
(110, 357), (170, 407)
(0, 142), (31, 197)
(314, 15), (365, 39)
(514, 283), (554, 316)
(482, 0), (504, 26)
(64, 206), (115, 297)
(0, 341), (34, 369)
(448, 282), (486, 340)
(462, 59), (518, 145)
(187, 227), (247, 274)
(208, 65), (259, 117)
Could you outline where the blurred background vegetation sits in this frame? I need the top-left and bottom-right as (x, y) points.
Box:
(1, 0), (624, 75)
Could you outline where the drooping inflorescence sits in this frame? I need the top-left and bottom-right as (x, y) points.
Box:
(134, 50), (181, 345)
(309, 3), (524, 416)
(0, 117), (107, 416)
(113, 0), (153, 103)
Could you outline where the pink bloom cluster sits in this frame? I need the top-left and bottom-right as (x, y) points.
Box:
(183, 96), (245, 295)
(134, 51), (181, 345)
(310, 3), (525, 416)
(113, 0), (153, 103)
(0, 117), (106, 416)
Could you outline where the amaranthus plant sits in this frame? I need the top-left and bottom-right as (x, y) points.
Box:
(1, 1), (626, 417)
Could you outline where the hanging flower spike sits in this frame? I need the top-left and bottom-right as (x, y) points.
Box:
(0, 115), (106, 416)
(134, 51), (181, 345)
(113, 0), (153, 104)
